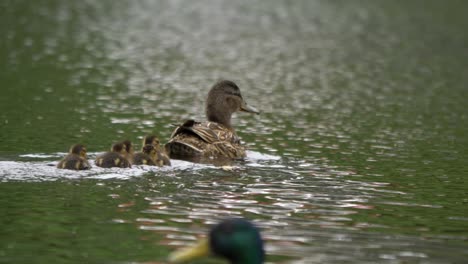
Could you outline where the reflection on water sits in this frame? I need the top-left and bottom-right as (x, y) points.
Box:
(2, 151), (468, 262)
(1, 0), (468, 263)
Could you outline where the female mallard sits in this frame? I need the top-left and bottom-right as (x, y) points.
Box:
(169, 218), (265, 264)
(165, 80), (259, 161)
(57, 144), (91, 170)
(143, 135), (171, 166)
(95, 142), (131, 168)
(132, 144), (159, 166)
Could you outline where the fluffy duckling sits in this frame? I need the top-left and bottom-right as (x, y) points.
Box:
(122, 139), (134, 162)
(165, 80), (259, 161)
(169, 218), (265, 264)
(143, 134), (171, 166)
(132, 144), (159, 166)
(57, 144), (91, 170)
(95, 142), (131, 168)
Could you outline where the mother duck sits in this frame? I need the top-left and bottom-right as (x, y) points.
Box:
(165, 80), (259, 161)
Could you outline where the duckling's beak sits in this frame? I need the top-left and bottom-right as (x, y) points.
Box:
(168, 238), (210, 263)
(240, 101), (260, 114)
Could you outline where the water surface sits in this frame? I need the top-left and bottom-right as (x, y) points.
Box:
(1, 0), (468, 263)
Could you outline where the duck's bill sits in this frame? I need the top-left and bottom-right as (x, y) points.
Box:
(241, 103), (260, 114)
(168, 238), (210, 263)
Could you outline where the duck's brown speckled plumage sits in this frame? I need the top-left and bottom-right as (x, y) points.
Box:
(57, 144), (91, 170)
(167, 120), (245, 159)
(165, 80), (259, 161)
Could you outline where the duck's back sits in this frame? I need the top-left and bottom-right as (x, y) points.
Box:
(155, 151), (171, 166)
(95, 152), (131, 168)
(165, 120), (246, 160)
(132, 152), (157, 166)
(57, 154), (91, 170)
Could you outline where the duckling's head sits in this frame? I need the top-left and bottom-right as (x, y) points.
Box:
(69, 144), (87, 159)
(143, 135), (161, 150)
(122, 140), (134, 156)
(111, 142), (127, 155)
(206, 80), (259, 129)
(142, 144), (157, 157)
(169, 218), (265, 264)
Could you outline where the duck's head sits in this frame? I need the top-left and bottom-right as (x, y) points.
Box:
(70, 144), (87, 159)
(111, 142), (127, 155)
(122, 140), (134, 156)
(206, 80), (260, 129)
(169, 218), (265, 264)
(142, 144), (157, 157)
(143, 135), (161, 150)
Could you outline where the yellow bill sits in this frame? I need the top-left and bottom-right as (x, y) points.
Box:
(168, 238), (210, 263)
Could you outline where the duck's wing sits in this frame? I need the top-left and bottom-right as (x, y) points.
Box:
(169, 120), (216, 143)
(166, 120), (245, 159)
(170, 120), (238, 144)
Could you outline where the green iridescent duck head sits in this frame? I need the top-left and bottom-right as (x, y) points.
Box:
(169, 218), (265, 264)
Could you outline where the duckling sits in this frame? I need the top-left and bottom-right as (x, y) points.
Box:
(57, 144), (91, 170)
(132, 144), (159, 166)
(95, 142), (131, 168)
(165, 80), (259, 161)
(122, 139), (134, 163)
(169, 218), (265, 264)
(143, 134), (171, 166)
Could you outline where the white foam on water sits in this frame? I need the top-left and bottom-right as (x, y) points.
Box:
(19, 153), (65, 159)
(245, 150), (281, 161)
(0, 150), (281, 182)
(244, 150), (283, 168)
(0, 159), (210, 182)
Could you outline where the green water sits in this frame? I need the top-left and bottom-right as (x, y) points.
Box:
(1, 0), (468, 263)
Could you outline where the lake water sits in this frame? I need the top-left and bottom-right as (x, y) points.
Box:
(1, 1), (468, 263)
